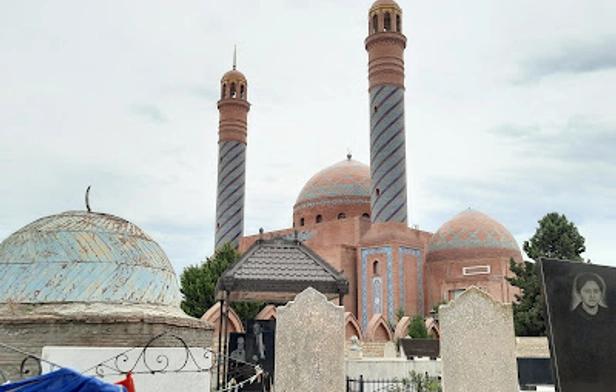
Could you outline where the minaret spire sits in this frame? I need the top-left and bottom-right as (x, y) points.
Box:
(214, 59), (250, 250)
(365, 0), (408, 224)
(233, 45), (237, 70)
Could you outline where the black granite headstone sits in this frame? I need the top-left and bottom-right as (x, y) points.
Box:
(243, 319), (275, 391)
(517, 358), (553, 390)
(227, 333), (252, 384)
(399, 338), (440, 359)
(538, 258), (616, 392)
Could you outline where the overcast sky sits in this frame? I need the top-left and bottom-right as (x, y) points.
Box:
(1, 0), (615, 275)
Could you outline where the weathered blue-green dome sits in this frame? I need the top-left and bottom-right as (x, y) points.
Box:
(0, 211), (181, 306)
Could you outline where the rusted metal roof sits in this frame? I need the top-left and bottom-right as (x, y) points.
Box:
(0, 211), (180, 306)
(215, 235), (349, 303)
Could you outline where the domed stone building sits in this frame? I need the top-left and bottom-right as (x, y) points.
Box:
(425, 210), (522, 306)
(211, 0), (522, 336)
(0, 210), (212, 380)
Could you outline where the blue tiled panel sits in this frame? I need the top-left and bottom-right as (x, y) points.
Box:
(361, 246), (392, 330)
(372, 276), (382, 315)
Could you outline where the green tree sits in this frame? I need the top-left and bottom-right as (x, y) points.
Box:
(523, 212), (586, 261)
(408, 315), (429, 339)
(507, 212), (586, 336)
(180, 242), (263, 322)
(507, 259), (545, 336)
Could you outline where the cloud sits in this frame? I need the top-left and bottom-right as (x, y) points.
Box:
(490, 117), (616, 166)
(129, 104), (168, 123)
(517, 36), (616, 82)
(416, 117), (616, 251)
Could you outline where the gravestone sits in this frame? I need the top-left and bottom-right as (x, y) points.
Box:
(244, 319), (276, 391)
(275, 287), (345, 392)
(538, 258), (616, 392)
(347, 336), (363, 360)
(440, 286), (517, 392)
(383, 341), (397, 358)
(399, 338), (440, 359)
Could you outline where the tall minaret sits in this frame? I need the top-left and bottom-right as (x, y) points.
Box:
(365, 0), (408, 224)
(215, 54), (250, 250)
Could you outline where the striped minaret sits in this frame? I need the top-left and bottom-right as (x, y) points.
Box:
(365, 0), (408, 224)
(215, 58), (250, 250)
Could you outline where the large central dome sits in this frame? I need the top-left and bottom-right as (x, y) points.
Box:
(0, 211), (180, 306)
(293, 156), (371, 227)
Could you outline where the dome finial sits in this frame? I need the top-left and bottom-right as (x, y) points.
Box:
(232, 45), (237, 70)
(85, 185), (92, 213)
(347, 149), (352, 160)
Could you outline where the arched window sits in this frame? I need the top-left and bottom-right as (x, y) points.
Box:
(372, 14), (378, 33)
(396, 14), (401, 32)
(375, 188), (381, 197)
(384, 12), (391, 31)
(221, 83), (227, 99)
(316, 215), (322, 223)
(362, 213), (370, 219)
(300, 218), (305, 226)
(230, 83), (237, 99)
(338, 213), (346, 219)
(373, 260), (380, 275)
(240, 84), (245, 99)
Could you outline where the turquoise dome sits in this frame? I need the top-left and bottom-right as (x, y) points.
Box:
(0, 211), (180, 306)
(426, 210), (521, 263)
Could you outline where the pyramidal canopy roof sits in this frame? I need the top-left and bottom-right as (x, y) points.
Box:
(216, 235), (349, 303)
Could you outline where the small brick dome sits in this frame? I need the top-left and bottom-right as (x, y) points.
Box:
(371, 0), (401, 9)
(426, 209), (521, 263)
(221, 69), (247, 84)
(293, 156), (371, 227)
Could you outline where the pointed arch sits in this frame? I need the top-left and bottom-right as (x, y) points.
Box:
(426, 317), (440, 339)
(230, 82), (237, 98)
(345, 312), (363, 340)
(221, 83), (227, 99)
(365, 313), (393, 342)
(201, 301), (245, 339)
(393, 316), (411, 341)
(240, 84), (246, 99)
(255, 304), (277, 320)
(396, 14), (402, 32)
(372, 14), (379, 33)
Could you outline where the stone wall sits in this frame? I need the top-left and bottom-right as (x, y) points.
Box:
(0, 316), (213, 381)
(346, 358), (441, 382)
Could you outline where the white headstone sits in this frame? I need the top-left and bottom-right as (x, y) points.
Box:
(383, 341), (397, 358)
(440, 287), (518, 392)
(275, 287), (345, 392)
(348, 336), (363, 360)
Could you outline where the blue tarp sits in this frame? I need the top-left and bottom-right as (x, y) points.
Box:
(0, 368), (126, 392)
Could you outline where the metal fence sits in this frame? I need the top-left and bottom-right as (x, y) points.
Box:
(346, 374), (442, 392)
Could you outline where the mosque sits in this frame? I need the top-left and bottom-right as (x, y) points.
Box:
(0, 1), (525, 375)
(212, 0), (523, 331)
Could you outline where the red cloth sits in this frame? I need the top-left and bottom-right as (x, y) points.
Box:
(114, 372), (136, 392)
